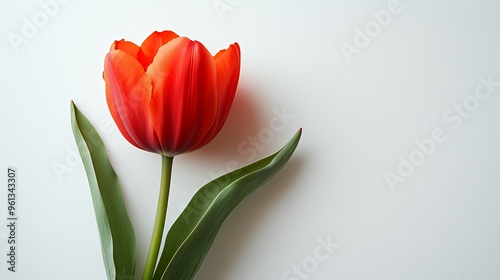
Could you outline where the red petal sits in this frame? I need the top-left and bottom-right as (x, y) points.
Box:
(147, 37), (217, 155)
(112, 40), (140, 58)
(139, 31), (179, 70)
(104, 50), (160, 153)
(194, 43), (241, 149)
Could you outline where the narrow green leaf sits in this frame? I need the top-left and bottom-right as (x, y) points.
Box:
(70, 101), (136, 280)
(153, 129), (302, 280)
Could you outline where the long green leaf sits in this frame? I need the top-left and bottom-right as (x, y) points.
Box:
(70, 101), (136, 280)
(153, 128), (302, 280)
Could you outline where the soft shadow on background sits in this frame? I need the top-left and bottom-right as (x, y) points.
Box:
(194, 154), (306, 280)
(195, 86), (263, 160)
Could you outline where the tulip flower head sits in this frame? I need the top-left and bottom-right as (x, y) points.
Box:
(103, 30), (241, 157)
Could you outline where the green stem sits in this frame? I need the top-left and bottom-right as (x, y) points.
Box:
(142, 155), (173, 280)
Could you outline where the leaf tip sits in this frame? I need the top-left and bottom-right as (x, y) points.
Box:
(295, 127), (302, 141)
(70, 100), (77, 115)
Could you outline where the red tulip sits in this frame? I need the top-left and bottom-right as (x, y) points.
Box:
(103, 30), (241, 156)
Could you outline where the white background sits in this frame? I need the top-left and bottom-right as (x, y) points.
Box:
(1, 0), (500, 279)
